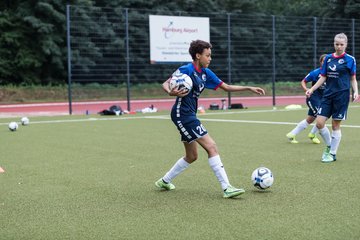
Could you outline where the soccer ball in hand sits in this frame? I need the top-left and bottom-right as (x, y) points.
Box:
(21, 117), (30, 126)
(8, 122), (19, 131)
(251, 167), (274, 190)
(169, 72), (193, 95)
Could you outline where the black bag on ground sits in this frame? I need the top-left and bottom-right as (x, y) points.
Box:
(230, 103), (244, 109)
(98, 105), (123, 115)
(209, 103), (219, 110)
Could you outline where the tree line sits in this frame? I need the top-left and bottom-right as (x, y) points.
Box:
(1, 0), (359, 86)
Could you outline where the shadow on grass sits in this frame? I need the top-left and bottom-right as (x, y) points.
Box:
(250, 189), (273, 194)
(153, 187), (247, 201)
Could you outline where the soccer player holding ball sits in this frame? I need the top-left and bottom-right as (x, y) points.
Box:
(306, 33), (359, 163)
(155, 40), (265, 198)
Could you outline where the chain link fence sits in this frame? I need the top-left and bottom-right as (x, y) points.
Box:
(67, 6), (360, 112)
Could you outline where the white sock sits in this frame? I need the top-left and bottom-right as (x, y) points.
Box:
(330, 130), (342, 155)
(291, 119), (309, 135)
(208, 155), (229, 190)
(163, 157), (190, 183)
(319, 127), (331, 146)
(310, 125), (318, 134)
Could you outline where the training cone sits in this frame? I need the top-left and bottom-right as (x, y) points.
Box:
(0, 166), (5, 173)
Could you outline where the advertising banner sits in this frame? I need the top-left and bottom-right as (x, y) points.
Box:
(149, 15), (210, 63)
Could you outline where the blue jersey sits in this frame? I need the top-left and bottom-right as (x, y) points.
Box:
(171, 63), (222, 122)
(321, 53), (356, 97)
(304, 68), (325, 98)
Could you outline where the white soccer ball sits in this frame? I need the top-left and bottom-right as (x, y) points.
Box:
(169, 72), (193, 95)
(21, 117), (30, 126)
(8, 122), (19, 131)
(251, 167), (274, 190)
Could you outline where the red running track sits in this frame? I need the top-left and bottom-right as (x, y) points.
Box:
(0, 96), (308, 117)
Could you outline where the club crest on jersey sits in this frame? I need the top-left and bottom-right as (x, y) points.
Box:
(329, 64), (336, 71)
(338, 59), (344, 64)
(202, 74), (206, 81)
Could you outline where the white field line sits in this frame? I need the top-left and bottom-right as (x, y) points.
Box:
(146, 116), (360, 128)
(0, 96), (305, 108)
(199, 118), (360, 128)
(1, 107), (359, 128)
(0, 108), (286, 124)
(0, 116), (148, 125)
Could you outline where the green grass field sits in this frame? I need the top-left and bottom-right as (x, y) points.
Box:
(1, 105), (360, 240)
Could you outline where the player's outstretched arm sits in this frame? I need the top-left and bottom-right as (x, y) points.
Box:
(219, 82), (265, 95)
(248, 86), (266, 95)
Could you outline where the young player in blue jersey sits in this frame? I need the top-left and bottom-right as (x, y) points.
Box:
(286, 54), (327, 144)
(155, 40), (265, 198)
(306, 33), (359, 163)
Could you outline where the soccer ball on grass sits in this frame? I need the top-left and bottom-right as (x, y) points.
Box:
(8, 122), (19, 131)
(21, 117), (30, 126)
(251, 167), (274, 190)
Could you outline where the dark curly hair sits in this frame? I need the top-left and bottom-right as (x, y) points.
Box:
(189, 40), (212, 61)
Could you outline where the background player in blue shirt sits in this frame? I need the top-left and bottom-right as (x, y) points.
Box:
(306, 33), (359, 163)
(286, 54), (326, 144)
(155, 40), (265, 198)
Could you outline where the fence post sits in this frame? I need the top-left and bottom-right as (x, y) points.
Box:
(313, 17), (317, 69)
(66, 5), (73, 115)
(272, 15), (276, 109)
(352, 19), (355, 56)
(227, 13), (232, 108)
(125, 8), (131, 111)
